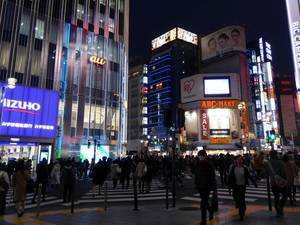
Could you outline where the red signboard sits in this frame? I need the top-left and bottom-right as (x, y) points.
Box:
(200, 110), (209, 140)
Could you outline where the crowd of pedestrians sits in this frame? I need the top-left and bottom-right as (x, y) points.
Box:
(192, 150), (300, 225)
(0, 149), (299, 223)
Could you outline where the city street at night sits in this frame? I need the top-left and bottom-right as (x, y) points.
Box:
(1, 0), (300, 224)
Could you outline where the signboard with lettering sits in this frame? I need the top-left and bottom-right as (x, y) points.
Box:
(200, 110), (209, 140)
(209, 138), (232, 145)
(199, 100), (239, 109)
(0, 83), (59, 139)
(285, 0), (300, 90)
(89, 56), (106, 66)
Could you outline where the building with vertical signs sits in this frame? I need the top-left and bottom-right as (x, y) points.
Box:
(0, 0), (129, 161)
(247, 37), (280, 150)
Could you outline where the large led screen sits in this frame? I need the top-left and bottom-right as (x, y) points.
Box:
(0, 83), (59, 139)
(204, 77), (231, 97)
(80, 145), (110, 163)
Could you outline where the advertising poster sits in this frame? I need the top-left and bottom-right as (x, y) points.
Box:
(181, 74), (202, 103)
(0, 83), (59, 139)
(201, 25), (246, 60)
(184, 110), (199, 142)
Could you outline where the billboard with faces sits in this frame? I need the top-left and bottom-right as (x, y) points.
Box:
(201, 25), (246, 60)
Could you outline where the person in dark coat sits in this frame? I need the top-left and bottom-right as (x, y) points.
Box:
(228, 155), (257, 220)
(32, 158), (49, 203)
(61, 160), (76, 203)
(194, 150), (217, 225)
(120, 157), (132, 189)
(266, 150), (288, 216)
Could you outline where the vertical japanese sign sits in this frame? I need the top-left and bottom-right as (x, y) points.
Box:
(200, 110), (209, 140)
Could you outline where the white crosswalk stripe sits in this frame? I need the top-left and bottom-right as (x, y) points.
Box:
(67, 179), (170, 206)
(5, 189), (61, 209)
(181, 181), (300, 203)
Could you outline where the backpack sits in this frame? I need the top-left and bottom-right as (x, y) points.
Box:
(0, 174), (9, 191)
(268, 163), (288, 188)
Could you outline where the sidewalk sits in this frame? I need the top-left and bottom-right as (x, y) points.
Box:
(1, 203), (300, 225)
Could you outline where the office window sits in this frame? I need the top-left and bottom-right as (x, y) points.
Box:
(35, 19), (45, 40)
(109, 18), (114, 33)
(30, 75), (39, 87)
(20, 13), (30, 36)
(77, 3), (84, 20)
(255, 100), (261, 109)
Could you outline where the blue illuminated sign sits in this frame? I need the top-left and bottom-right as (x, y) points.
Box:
(0, 83), (59, 139)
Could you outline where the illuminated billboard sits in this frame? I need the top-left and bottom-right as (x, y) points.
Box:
(152, 27), (198, 50)
(285, 0), (300, 90)
(201, 25), (246, 60)
(80, 145), (109, 162)
(0, 83), (59, 139)
(204, 77), (231, 97)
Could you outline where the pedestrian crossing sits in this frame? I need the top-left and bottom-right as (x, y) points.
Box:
(5, 189), (61, 209)
(62, 179), (171, 206)
(181, 182), (300, 203)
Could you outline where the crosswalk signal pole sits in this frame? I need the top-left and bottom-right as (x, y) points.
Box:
(133, 174), (138, 211)
(267, 176), (272, 211)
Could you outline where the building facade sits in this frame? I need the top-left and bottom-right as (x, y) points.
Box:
(127, 63), (148, 155)
(147, 27), (198, 151)
(181, 25), (252, 153)
(247, 38), (280, 150)
(0, 0), (129, 161)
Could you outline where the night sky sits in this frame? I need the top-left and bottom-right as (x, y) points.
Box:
(129, 0), (294, 75)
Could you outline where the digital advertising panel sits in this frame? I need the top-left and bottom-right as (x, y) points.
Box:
(201, 25), (246, 61)
(0, 83), (59, 139)
(204, 77), (231, 97)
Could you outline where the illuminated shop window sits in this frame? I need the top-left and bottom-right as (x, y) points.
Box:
(35, 19), (45, 40)
(77, 3), (84, 20)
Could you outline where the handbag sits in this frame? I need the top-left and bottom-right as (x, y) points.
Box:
(268, 163), (288, 188)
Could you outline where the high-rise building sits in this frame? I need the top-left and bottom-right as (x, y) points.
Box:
(128, 62), (148, 155)
(0, 0), (129, 161)
(247, 37), (280, 149)
(147, 27), (199, 151)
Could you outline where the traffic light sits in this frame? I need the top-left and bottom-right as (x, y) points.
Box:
(269, 129), (276, 142)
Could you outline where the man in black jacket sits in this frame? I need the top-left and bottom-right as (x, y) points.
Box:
(194, 150), (217, 225)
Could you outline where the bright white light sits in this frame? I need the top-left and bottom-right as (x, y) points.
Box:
(204, 78), (230, 95)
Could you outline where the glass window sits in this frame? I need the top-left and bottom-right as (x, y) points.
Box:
(88, 7), (94, 24)
(119, 0), (124, 12)
(109, 18), (114, 33)
(100, 0), (106, 5)
(99, 13), (105, 28)
(110, 0), (116, 8)
(142, 117), (148, 125)
(143, 107), (148, 114)
(143, 128), (147, 135)
(77, 3), (84, 20)
(35, 19), (45, 40)
(255, 100), (261, 109)
(20, 13), (30, 36)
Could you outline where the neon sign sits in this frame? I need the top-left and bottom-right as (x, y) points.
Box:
(89, 56), (106, 65)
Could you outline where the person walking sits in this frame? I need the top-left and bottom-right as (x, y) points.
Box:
(0, 163), (9, 215)
(228, 155), (257, 221)
(266, 150), (288, 216)
(50, 160), (61, 189)
(136, 159), (147, 193)
(32, 158), (49, 203)
(282, 154), (298, 205)
(110, 160), (120, 189)
(61, 160), (76, 203)
(12, 160), (30, 217)
(194, 150), (217, 225)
